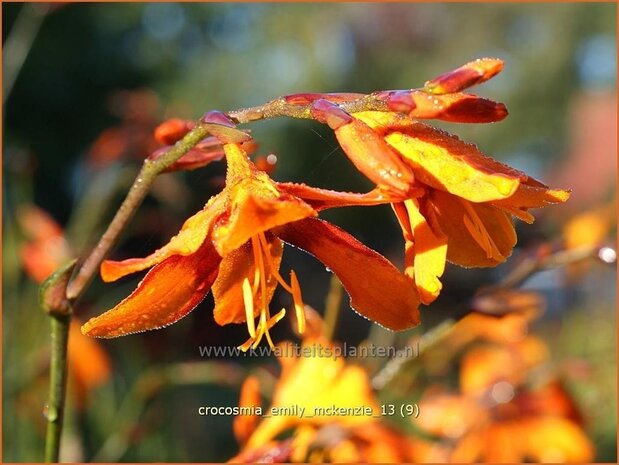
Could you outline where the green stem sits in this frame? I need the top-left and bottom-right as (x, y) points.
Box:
(44, 314), (71, 463)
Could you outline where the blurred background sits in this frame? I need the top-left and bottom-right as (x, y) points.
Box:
(3, 2), (616, 462)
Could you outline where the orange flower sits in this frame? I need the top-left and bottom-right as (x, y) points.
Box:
(17, 207), (112, 408)
(67, 321), (112, 410)
(17, 205), (72, 283)
(563, 202), (615, 251)
(309, 58), (570, 304)
(231, 335), (438, 463)
(418, 339), (594, 463)
(82, 141), (420, 346)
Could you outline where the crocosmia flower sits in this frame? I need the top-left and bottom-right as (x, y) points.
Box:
(82, 141), (419, 347)
(309, 58), (570, 305)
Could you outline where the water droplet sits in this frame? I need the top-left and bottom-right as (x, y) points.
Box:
(494, 180), (516, 196)
(599, 246), (617, 263)
(325, 267), (332, 273)
(43, 404), (58, 422)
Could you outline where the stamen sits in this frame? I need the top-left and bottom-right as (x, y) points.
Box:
(250, 237), (262, 293)
(251, 310), (269, 349)
(264, 326), (275, 349)
(463, 215), (492, 258)
(268, 308), (287, 326)
(241, 233), (306, 349)
(253, 237), (268, 312)
(238, 338), (254, 352)
(257, 232), (293, 293)
(461, 200), (503, 260)
(391, 202), (414, 241)
(242, 278), (256, 338)
(290, 271), (306, 334)
(263, 309), (286, 349)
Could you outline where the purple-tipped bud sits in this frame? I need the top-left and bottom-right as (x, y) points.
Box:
(387, 91), (417, 113)
(201, 110), (236, 127)
(310, 99), (353, 130)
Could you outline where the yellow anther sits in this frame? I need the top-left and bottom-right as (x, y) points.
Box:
(242, 278), (256, 338)
(290, 271), (306, 334)
(461, 199), (503, 260)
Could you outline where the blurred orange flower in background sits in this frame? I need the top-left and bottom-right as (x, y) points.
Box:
(67, 322), (111, 410)
(231, 328), (442, 463)
(17, 205), (112, 409)
(17, 205), (72, 283)
(417, 308), (594, 463)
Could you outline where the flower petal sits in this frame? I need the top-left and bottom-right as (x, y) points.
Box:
(154, 118), (195, 145)
(213, 186), (316, 256)
(83, 241), (221, 338)
(311, 100), (416, 195)
(417, 393), (486, 438)
(234, 376), (262, 446)
(411, 92), (508, 123)
(275, 218), (420, 330)
(521, 417), (594, 463)
(430, 190), (516, 267)
(212, 237), (283, 325)
(380, 120), (522, 202)
(400, 198), (448, 305)
(100, 193), (227, 282)
(376, 91), (508, 123)
(493, 180), (570, 210)
(277, 182), (402, 210)
(424, 58), (504, 94)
